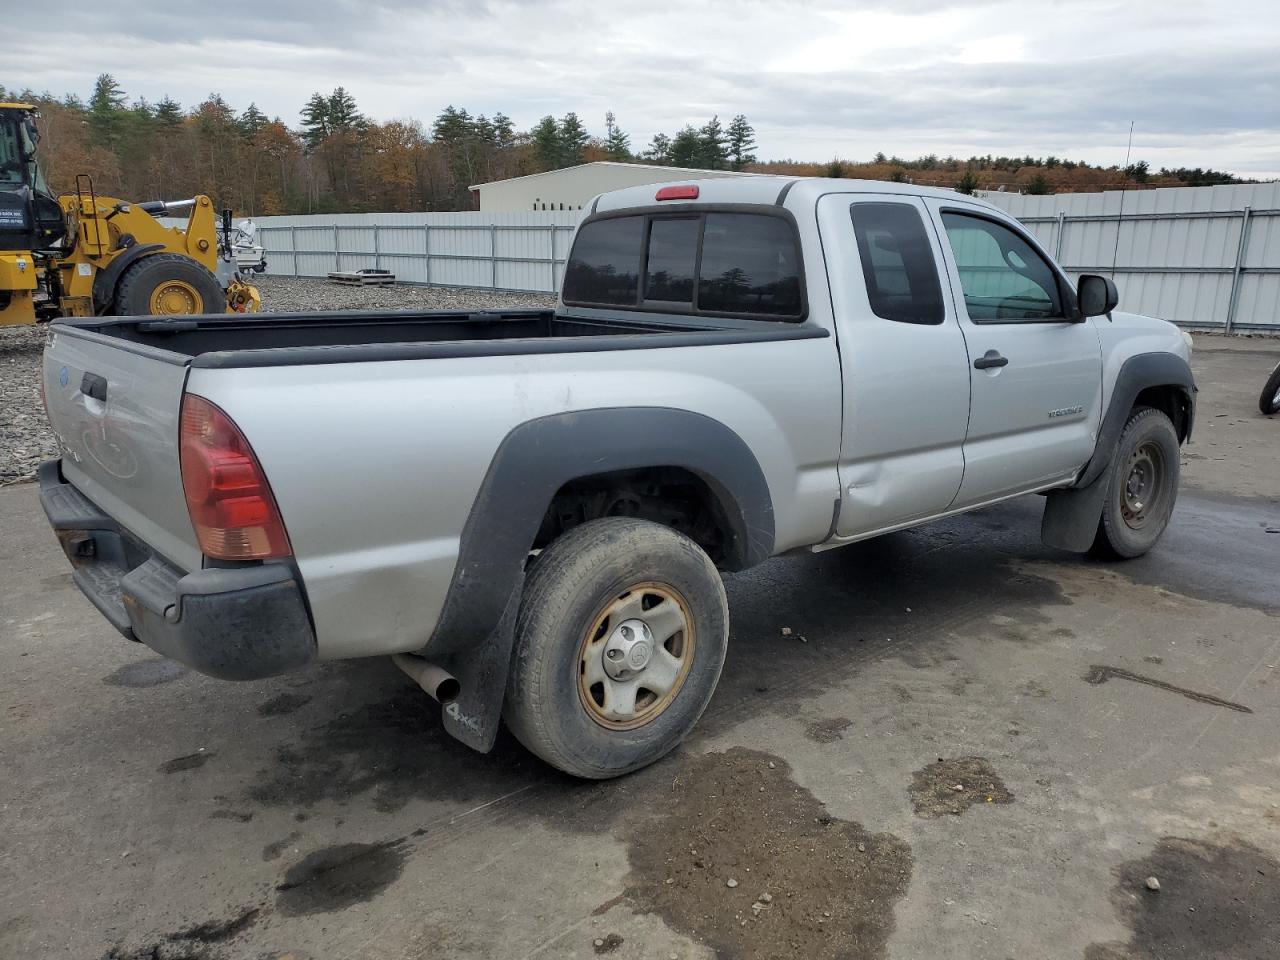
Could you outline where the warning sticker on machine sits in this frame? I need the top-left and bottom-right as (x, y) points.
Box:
(0, 209), (27, 227)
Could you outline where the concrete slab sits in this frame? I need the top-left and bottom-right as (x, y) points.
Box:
(1, 342), (1277, 960)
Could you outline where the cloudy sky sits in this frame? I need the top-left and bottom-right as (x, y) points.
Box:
(6, 0), (1279, 176)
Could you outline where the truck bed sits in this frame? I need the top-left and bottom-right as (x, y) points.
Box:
(54, 308), (822, 369)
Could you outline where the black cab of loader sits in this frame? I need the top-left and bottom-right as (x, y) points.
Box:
(0, 103), (67, 253)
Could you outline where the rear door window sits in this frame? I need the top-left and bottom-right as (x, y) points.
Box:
(849, 202), (944, 325)
(698, 213), (802, 318)
(562, 216), (644, 305)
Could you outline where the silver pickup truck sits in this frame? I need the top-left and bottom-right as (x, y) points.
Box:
(39, 177), (1195, 778)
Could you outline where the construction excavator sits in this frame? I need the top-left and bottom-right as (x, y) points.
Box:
(0, 101), (259, 326)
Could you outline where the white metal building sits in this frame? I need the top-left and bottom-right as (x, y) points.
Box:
(469, 162), (752, 212)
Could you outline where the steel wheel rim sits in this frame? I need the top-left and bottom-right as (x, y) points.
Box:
(1121, 439), (1165, 530)
(577, 582), (695, 730)
(149, 279), (203, 315)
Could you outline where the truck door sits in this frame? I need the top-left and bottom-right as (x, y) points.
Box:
(817, 194), (971, 537)
(924, 199), (1103, 507)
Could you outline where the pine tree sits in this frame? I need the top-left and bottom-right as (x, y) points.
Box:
(532, 115), (560, 170)
(299, 92), (331, 150)
(327, 87), (363, 132)
(604, 112), (631, 161)
(697, 116), (729, 170)
(239, 103), (268, 139)
(955, 169), (978, 195)
(668, 126), (702, 168)
(726, 114), (756, 170)
(491, 113), (515, 148)
(88, 73), (128, 147)
(155, 96), (183, 126)
(642, 133), (672, 165)
(557, 112), (588, 167)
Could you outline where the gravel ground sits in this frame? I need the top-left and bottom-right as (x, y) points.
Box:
(0, 278), (556, 485)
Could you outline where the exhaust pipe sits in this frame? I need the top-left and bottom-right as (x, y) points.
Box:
(392, 654), (460, 703)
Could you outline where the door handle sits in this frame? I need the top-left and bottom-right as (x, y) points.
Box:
(974, 351), (1009, 370)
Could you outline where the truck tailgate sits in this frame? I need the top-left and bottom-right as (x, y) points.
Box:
(42, 327), (202, 572)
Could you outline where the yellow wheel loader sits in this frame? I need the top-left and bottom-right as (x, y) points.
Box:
(0, 102), (259, 326)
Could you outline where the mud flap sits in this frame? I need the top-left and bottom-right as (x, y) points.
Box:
(439, 578), (524, 753)
(1041, 466), (1111, 553)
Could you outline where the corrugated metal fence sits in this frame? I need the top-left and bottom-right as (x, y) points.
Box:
(255, 211), (582, 294)
(982, 182), (1280, 333)
(254, 183), (1280, 331)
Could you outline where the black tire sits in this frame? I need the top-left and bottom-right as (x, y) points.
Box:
(1260, 363), (1280, 416)
(504, 517), (728, 779)
(1090, 406), (1180, 559)
(113, 252), (225, 317)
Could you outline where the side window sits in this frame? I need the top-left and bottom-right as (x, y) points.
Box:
(562, 216), (644, 305)
(645, 217), (699, 303)
(698, 213), (803, 318)
(941, 212), (1065, 322)
(849, 202), (944, 325)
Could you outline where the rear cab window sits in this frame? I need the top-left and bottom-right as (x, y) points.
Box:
(563, 208), (805, 321)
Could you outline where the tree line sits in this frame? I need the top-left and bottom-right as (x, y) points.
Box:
(1, 74), (1249, 218)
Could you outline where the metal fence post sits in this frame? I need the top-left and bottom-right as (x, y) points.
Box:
(1055, 212), (1066, 260)
(289, 225), (298, 277)
(1224, 206), (1253, 335)
(333, 224), (340, 273)
(373, 224), (380, 271)
(549, 225), (557, 293)
(490, 224), (498, 289)
(424, 224), (431, 285)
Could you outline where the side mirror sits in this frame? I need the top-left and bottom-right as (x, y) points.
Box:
(1077, 274), (1118, 318)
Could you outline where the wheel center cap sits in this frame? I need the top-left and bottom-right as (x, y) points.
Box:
(603, 618), (653, 680)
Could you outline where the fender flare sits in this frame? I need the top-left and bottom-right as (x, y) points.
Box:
(91, 242), (165, 313)
(422, 406), (775, 752)
(1042, 351), (1196, 552)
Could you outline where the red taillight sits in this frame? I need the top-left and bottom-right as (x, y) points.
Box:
(656, 184), (699, 201)
(180, 394), (291, 560)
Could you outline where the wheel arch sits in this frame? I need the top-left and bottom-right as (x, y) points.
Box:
(90, 242), (165, 313)
(419, 407), (773, 754)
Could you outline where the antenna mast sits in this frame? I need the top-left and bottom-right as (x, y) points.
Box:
(1110, 120), (1135, 277)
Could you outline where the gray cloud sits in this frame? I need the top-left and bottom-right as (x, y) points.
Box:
(4, 0), (1277, 175)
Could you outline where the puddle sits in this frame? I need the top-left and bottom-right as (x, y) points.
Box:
(275, 840), (410, 917)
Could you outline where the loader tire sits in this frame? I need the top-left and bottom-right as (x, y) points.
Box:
(113, 253), (225, 317)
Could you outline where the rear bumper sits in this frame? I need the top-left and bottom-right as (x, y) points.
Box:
(38, 460), (317, 680)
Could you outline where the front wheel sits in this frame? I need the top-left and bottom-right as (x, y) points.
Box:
(113, 252), (226, 317)
(1091, 406), (1180, 559)
(504, 517), (728, 779)
(1260, 363), (1280, 415)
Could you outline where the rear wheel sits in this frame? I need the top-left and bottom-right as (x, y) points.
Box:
(1260, 363), (1280, 415)
(504, 517), (728, 779)
(1091, 406), (1180, 559)
(113, 253), (225, 317)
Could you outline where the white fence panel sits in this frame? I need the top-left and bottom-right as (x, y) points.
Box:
(253, 189), (1279, 330)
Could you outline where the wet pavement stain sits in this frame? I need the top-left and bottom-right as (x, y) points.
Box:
(275, 840), (410, 917)
(244, 664), (540, 814)
(805, 716), (853, 743)
(208, 809), (254, 823)
(909, 757), (1014, 818)
(262, 831), (303, 862)
(158, 751), (214, 774)
(620, 748), (912, 960)
(593, 932), (625, 954)
(1084, 665), (1253, 714)
(256, 692), (312, 717)
(1085, 835), (1280, 960)
(101, 906), (262, 959)
(102, 657), (187, 688)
